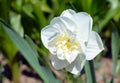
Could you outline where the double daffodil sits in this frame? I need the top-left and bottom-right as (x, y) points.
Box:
(41, 9), (104, 75)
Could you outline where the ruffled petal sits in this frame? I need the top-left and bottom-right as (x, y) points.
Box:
(60, 9), (76, 18)
(41, 25), (61, 48)
(77, 40), (86, 54)
(50, 17), (66, 33)
(65, 54), (86, 75)
(71, 12), (93, 42)
(50, 17), (77, 34)
(65, 50), (79, 63)
(85, 31), (104, 60)
(51, 54), (69, 69)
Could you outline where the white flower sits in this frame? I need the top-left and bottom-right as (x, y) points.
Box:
(41, 9), (104, 75)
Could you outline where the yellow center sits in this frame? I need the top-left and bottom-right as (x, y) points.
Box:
(55, 34), (80, 53)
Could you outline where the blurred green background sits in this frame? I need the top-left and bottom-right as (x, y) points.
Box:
(0, 0), (120, 83)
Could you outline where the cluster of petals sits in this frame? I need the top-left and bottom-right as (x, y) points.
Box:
(41, 9), (104, 75)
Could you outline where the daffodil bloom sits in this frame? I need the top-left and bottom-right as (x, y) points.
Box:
(41, 9), (104, 75)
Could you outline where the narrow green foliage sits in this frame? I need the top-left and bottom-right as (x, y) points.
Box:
(0, 19), (59, 83)
(111, 22), (119, 83)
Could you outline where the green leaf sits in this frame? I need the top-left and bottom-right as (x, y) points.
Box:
(79, 0), (93, 13)
(22, 4), (35, 19)
(25, 35), (39, 57)
(11, 0), (23, 12)
(0, 0), (9, 21)
(25, 35), (60, 83)
(116, 60), (120, 76)
(98, 0), (120, 32)
(0, 25), (18, 60)
(31, 1), (47, 28)
(9, 11), (24, 37)
(0, 19), (59, 83)
(111, 22), (119, 83)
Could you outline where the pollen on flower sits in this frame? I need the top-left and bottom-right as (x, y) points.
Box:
(54, 34), (81, 57)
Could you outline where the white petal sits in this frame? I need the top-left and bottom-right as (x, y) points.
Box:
(48, 46), (56, 55)
(65, 55), (86, 75)
(51, 17), (77, 34)
(50, 17), (66, 33)
(51, 54), (69, 70)
(41, 25), (60, 48)
(65, 50), (79, 63)
(85, 31), (104, 60)
(60, 9), (76, 18)
(71, 12), (93, 42)
(77, 40), (86, 54)
(56, 48), (65, 60)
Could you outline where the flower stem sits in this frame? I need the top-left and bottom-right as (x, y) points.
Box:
(85, 60), (96, 83)
(11, 61), (19, 83)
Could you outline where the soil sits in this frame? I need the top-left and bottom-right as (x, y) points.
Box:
(0, 52), (120, 83)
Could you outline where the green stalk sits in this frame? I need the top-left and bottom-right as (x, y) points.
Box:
(0, 64), (3, 83)
(11, 60), (19, 83)
(85, 60), (96, 83)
